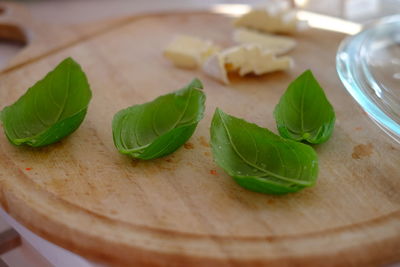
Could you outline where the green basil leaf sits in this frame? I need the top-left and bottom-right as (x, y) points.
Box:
(210, 108), (318, 195)
(112, 79), (205, 160)
(1, 57), (92, 147)
(274, 70), (335, 144)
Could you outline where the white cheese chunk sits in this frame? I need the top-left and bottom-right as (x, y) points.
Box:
(202, 54), (229, 84)
(164, 35), (220, 69)
(233, 28), (296, 55)
(234, 8), (307, 34)
(202, 44), (293, 84)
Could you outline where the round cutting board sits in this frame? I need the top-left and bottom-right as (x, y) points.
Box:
(0, 3), (399, 266)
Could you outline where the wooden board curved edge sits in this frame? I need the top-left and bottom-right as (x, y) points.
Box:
(1, 10), (400, 266)
(0, 10), (222, 75)
(0, 145), (399, 266)
(0, 17), (134, 75)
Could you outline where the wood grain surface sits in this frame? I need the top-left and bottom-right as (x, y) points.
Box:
(0, 3), (399, 266)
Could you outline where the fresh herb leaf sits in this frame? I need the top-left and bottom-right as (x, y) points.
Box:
(274, 70), (335, 144)
(1, 57), (92, 147)
(210, 108), (318, 195)
(112, 79), (205, 160)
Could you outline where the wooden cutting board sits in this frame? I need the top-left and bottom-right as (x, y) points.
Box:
(0, 3), (399, 266)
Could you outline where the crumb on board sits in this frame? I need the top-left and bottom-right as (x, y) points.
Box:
(184, 142), (194, 149)
(199, 136), (210, 147)
(352, 143), (373, 159)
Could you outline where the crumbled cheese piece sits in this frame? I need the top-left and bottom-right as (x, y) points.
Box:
(233, 28), (296, 55)
(202, 54), (229, 84)
(223, 45), (293, 76)
(234, 7), (307, 34)
(202, 44), (293, 84)
(163, 35), (220, 69)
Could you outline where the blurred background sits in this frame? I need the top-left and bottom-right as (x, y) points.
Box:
(1, 0), (399, 69)
(14, 0), (400, 23)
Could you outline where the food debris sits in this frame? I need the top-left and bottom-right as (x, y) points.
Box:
(184, 142), (194, 149)
(352, 143), (373, 159)
(234, 4), (307, 34)
(267, 199), (275, 204)
(163, 35), (220, 69)
(199, 136), (210, 147)
(202, 44), (292, 84)
(233, 28), (296, 55)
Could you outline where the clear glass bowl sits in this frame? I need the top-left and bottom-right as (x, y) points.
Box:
(337, 15), (400, 142)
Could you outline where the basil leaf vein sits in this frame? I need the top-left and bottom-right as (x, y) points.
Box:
(112, 79), (205, 160)
(211, 108), (318, 195)
(1, 57), (92, 147)
(274, 70), (335, 144)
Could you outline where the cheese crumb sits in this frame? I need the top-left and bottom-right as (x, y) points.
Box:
(164, 35), (220, 69)
(203, 44), (293, 84)
(234, 7), (307, 34)
(233, 28), (296, 55)
(202, 54), (229, 84)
